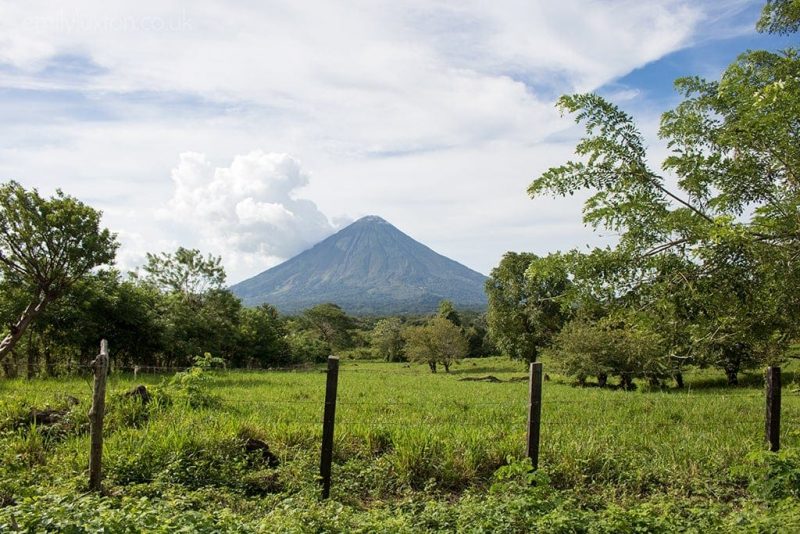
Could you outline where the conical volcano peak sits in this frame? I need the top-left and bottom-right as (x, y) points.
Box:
(352, 215), (389, 225)
(231, 216), (488, 314)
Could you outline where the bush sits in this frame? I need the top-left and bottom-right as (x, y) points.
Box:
(168, 354), (222, 408)
(549, 313), (669, 389)
(287, 331), (331, 363)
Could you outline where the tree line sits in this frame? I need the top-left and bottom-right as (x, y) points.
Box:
(0, 181), (490, 376)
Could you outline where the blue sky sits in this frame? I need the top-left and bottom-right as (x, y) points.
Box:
(0, 1), (794, 282)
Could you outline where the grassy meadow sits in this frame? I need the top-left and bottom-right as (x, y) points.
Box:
(2, 357), (800, 532)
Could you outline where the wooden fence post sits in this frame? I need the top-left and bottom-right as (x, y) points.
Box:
(527, 362), (543, 470)
(766, 366), (781, 453)
(88, 339), (109, 491)
(320, 355), (340, 499)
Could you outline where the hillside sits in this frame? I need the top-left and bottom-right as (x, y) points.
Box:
(230, 216), (488, 314)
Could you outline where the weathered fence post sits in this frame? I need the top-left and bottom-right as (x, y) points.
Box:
(88, 339), (109, 491)
(765, 366), (781, 453)
(526, 361), (543, 470)
(320, 355), (340, 499)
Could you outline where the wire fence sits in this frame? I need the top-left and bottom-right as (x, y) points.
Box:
(4, 351), (798, 499)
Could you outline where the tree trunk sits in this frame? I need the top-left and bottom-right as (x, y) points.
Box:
(620, 374), (634, 391)
(0, 293), (51, 361)
(648, 376), (661, 388)
(0, 354), (15, 378)
(443, 361), (450, 373)
(674, 372), (684, 389)
(428, 361), (437, 373)
(725, 367), (739, 386)
(597, 373), (608, 388)
(26, 330), (35, 380)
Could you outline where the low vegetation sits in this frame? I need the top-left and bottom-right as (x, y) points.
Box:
(1, 358), (799, 531)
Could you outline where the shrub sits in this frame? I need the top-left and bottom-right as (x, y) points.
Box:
(549, 313), (669, 389)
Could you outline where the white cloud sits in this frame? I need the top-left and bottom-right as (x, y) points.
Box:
(166, 151), (335, 278)
(0, 0), (762, 283)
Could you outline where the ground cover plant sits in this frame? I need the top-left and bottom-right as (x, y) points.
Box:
(1, 356), (799, 532)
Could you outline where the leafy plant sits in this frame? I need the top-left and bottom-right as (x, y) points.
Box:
(168, 353), (223, 408)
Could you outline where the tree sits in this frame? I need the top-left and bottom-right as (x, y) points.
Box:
(0, 182), (118, 360)
(529, 5), (800, 384)
(437, 300), (462, 326)
(404, 316), (468, 373)
(238, 304), (290, 367)
(300, 303), (356, 351)
(549, 312), (668, 389)
(371, 317), (406, 361)
(286, 328), (331, 363)
(142, 247), (225, 297)
(486, 252), (571, 362)
(36, 270), (164, 371)
(157, 288), (242, 366)
(137, 247), (241, 366)
(757, 0), (800, 34)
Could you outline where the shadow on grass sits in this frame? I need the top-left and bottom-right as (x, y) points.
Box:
(682, 370), (797, 392)
(448, 365), (527, 376)
(552, 370), (798, 395)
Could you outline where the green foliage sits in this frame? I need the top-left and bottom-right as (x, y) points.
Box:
(286, 329), (331, 363)
(486, 252), (571, 362)
(141, 247), (226, 297)
(236, 304), (290, 367)
(437, 300), (461, 326)
(549, 313), (669, 388)
(404, 317), (468, 372)
(371, 317), (406, 361)
(490, 457), (549, 492)
(526, 10), (800, 385)
(34, 271), (163, 370)
(757, 0), (800, 34)
(0, 181), (118, 359)
(300, 303), (356, 352)
(168, 354), (224, 408)
(735, 448), (800, 500)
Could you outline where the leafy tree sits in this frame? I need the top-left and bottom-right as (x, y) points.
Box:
(36, 270), (164, 371)
(549, 312), (668, 389)
(142, 247), (225, 297)
(0, 181), (118, 360)
(238, 304), (290, 367)
(757, 0), (800, 34)
(486, 252), (571, 362)
(437, 300), (462, 326)
(529, 5), (800, 384)
(136, 247), (241, 367)
(286, 328), (331, 363)
(371, 317), (406, 362)
(158, 288), (242, 366)
(404, 316), (468, 373)
(464, 322), (491, 358)
(300, 303), (356, 351)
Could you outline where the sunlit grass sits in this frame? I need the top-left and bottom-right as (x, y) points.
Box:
(2, 356), (798, 504)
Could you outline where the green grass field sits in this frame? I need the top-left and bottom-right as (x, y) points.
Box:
(2, 357), (800, 532)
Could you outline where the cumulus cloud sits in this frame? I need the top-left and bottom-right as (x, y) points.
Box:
(0, 0), (765, 281)
(167, 151), (335, 276)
